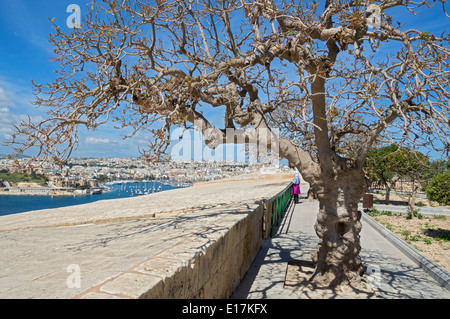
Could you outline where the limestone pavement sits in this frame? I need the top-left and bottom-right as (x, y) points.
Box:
(0, 174), (290, 299)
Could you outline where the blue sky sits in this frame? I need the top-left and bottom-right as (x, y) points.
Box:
(0, 1), (448, 160)
(0, 0), (163, 158)
(0, 0), (254, 160)
(0, 0), (239, 159)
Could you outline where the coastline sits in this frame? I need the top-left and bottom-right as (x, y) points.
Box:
(0, 192), (70, 196)
(0, 179), (193, 196)
(0, 187), (112, 197)
(0, 180), (187, 216)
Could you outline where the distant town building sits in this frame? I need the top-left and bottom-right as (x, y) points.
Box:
(0, 157), (292, 193)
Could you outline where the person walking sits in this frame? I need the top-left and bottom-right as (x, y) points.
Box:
(291, 173), (301, 204)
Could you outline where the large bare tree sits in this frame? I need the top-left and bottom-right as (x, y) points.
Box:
(9, 0), (450, 290)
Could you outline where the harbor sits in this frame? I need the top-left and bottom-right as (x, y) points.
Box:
(0, 180), (190, 216)
(106, 179), (193, 197)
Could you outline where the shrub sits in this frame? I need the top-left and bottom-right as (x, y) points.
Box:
(416, 201), (425, 207)
(406, 209), (423, 219)
(425, 171), (450, 205)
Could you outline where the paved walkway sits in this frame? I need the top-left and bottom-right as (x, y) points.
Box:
(232, 198), (450, 299)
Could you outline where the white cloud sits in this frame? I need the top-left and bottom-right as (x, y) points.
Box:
(0, 87), (15, 108)
(0, 104), (15, 139)
(0, 88), (43, 143)
(85, 136), (111, 145)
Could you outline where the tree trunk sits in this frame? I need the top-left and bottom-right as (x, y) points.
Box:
(304, 66), (370, 291)
(407, 179), (419, 217)
(385, 183), (391, 205)
(307, 187), (317, 200)
(309, 168), (367, 289)
(380, 175), (391, 205)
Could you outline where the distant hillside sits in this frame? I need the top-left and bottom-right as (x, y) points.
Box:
(0, 171), (48, 186)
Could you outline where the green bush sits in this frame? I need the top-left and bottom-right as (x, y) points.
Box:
(406, 209), (423, 219)
(425, 171), (450, 205)
(416, 201), (425, 207)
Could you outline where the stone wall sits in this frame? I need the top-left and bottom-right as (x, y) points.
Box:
(82, 181), (290, 299)
(136, 177), (292, 299)
(139, 201), (266, 299)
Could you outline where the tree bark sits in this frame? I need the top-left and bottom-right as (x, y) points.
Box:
(408, 178), (419, 216)
(302, 68), (369, 289)
(380, 174), (391, 205)
(310, 168), (366, 289)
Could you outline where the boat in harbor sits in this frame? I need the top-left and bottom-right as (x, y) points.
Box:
(90, 188), (103, 195)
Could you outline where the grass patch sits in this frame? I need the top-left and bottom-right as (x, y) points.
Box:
(423, 228), (450, 242)
(401, 230), (421, 243)
(366, 208), (394, 217)
(401, 230), (411, 237)
(435, 234), (450, 242)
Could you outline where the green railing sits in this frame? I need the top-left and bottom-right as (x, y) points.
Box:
(270, 183), (293, 237)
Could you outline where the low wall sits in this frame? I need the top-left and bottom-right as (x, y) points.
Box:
(137, 200), (266, 299)
(0, 173), (292, 299)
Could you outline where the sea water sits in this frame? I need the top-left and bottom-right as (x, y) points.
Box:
(0, 180), (189, 216)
